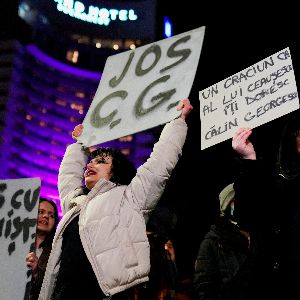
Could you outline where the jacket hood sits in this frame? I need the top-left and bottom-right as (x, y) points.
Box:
(219, 183), (235, 216)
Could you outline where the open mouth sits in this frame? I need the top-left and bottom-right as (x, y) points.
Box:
(39, 220), (48, 225)
(86, 170), (96, 177)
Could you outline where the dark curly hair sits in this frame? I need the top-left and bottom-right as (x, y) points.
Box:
(90, 147), (137, 185)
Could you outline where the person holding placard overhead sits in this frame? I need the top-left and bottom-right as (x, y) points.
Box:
(231, 109), (300, 300)
(38, 98), (193, 300)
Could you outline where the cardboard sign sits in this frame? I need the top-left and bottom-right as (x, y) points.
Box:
(78, 26), (205, 147)
(199, 47), (299, 150)
(0, 178), (41, 300)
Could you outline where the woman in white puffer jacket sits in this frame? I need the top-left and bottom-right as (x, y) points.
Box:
(39, 99), (193, 300)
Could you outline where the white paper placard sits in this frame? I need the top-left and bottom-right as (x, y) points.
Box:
(199, 47), (299, 150)
(78, 26), (205, 147)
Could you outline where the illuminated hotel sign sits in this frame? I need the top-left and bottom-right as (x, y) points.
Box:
(54, 0), (138, 26)
(19, 0), (156, 40)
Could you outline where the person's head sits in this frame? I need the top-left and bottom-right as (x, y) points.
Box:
(37, 198), (59, 241)
(277, 110), (300, 179)
(84, 147), (136, 189)
(146, 206), (177, 244)
(219, 183), (235, 220)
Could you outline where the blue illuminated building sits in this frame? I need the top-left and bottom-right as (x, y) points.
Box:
(0, 0), (161, 216)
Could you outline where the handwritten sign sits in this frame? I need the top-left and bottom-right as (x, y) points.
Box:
(0, 178), (40, 300)
(78, 26), (205, 147)
(199, 47), (299, 150)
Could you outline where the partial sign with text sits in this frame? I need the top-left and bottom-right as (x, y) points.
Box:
(0, 178), (41, 300)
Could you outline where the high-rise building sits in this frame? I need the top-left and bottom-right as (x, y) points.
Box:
(0, 0), (161, 215)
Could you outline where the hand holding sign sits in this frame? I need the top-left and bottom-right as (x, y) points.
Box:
(176, 98), (194, 120)
(74, 98), (193, 148)
(25, 252), (38, 277)
(232, 127), (257, 160)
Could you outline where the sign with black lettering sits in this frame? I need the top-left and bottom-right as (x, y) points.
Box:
(78, 26), (205, 147)
(199, 47), (299, 150)
(0, 178), (41, 300)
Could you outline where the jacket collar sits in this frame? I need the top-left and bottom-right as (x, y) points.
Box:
(86, 178), (117, 200)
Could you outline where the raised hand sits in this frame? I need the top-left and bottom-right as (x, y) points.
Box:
(177, 98), (193, 120)
(232, 128), (256, 160)
(72, 124), (84, 141)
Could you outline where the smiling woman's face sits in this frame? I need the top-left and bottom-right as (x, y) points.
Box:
(84, 155), (113, 190)
(37, 201), (56, 234)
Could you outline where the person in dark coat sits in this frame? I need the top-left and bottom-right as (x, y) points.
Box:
(231, 110), (300, 300)
(193, 183), (251, 300)
(135, 205), (178, 300)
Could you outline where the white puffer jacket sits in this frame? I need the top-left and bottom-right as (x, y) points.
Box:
(38, 118), (188, 299)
